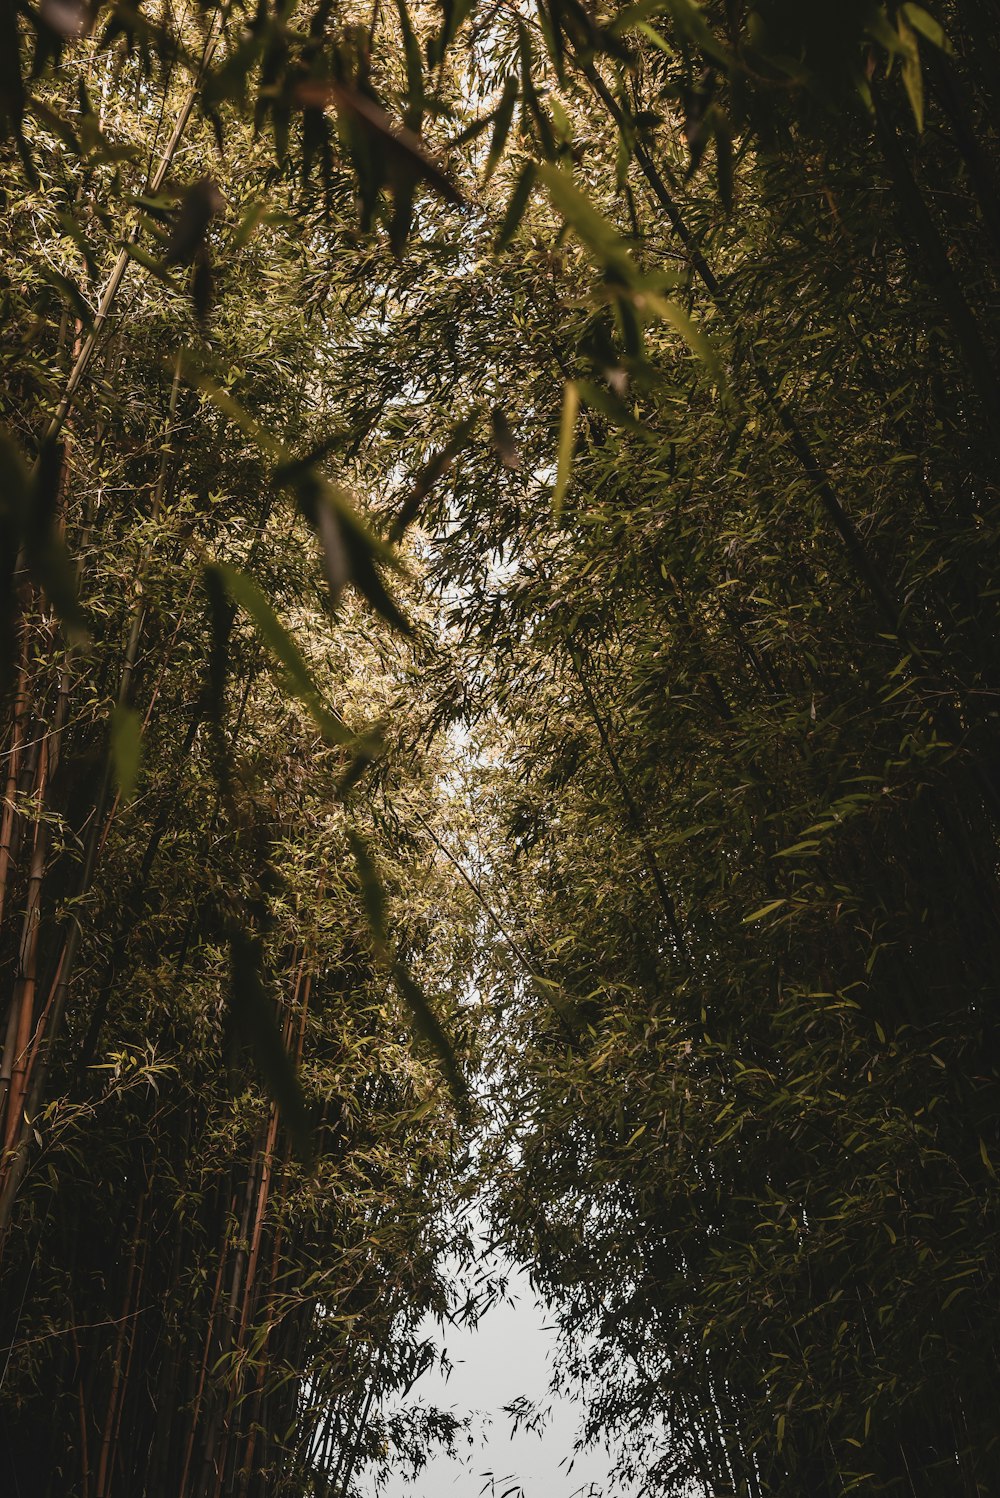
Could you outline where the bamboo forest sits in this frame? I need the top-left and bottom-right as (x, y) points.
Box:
(2, 0), (1000, 1493)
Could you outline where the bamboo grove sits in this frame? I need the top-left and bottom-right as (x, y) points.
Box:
(2, 1), (1000, 1495)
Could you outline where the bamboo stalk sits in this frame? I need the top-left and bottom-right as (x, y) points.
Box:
(872, 94), (1000, 414)
(0, 648), (29, 931)
(202, 1144), (264, 1498)
(0, 733), (49, 1153)
(178, 1201), (234, 1498)
(94, 1193), (146, 1498)
(568, 642), (689, 960)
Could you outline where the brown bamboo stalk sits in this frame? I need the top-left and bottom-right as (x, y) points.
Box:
(235, 1102), (281, 1357)
(241, 968), (316, 1498)
(0, 415), (76, 1143)
(104, 1252), (146, 1498)
(0, 349), (188, 1229)
(0, 648), (29, 931)
(94, 1192), (146, 1498)
(0, 768), (101, 1235)
(15, 943), (66, 1117)
(0, 62), (208, 1207)
(229, 962), (311, 1493)
(235, 1357), (269, 1498)
(568, 643), (689, 960)
(67, 1324), (93, 1498)
(178, 1200), (234, 1498)
(0, 733), (49, 1153)
(104, 1226), (147, 1498)
(202, 1147), (264, 1498)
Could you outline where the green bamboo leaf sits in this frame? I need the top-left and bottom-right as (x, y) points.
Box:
(208, 562), (354, 746)
(865, 9), (906, 55)
(38, 266), (94, 327)
(347, 828), (463, 1106)
(312, 480), (413, 635)
(743, 899), (787, 923)
(485, 76), (518, 182)
(277, 456), (412, 633)
(517, 20), (556, 157)
(434, 0), (477, 55)
(901, 3), (952, 52)
(534, 0), (566, 86)
(181, 358), (284, 459)
(230, 931), (312, 1164)
(607, 0), (730, 64)
(448, 111), (496, 149)
(897, 14), (924, 131)
(393, 0), (425, 131)
(25, 438), (88, 636)
(389, 412), (477, 542)
(637, 291), (724, 386)
(575, 379), (653, 440)
(538, 162), (635, 278)
(347, 828), (389, 955)
(392, 959), (466, 1110)
(110, 705), (142, 802)
(230, 199), (270, 252)
(495, 161), (536, 250)
(631, 18), (674, 54)
(552, 380), (580, 521)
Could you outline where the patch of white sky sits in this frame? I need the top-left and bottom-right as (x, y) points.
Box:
(362, 1217), (644, 1498)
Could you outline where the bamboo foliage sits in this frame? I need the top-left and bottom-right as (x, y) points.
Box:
(0, 27), (475, 1494)
(2, 1), (1000, 1495)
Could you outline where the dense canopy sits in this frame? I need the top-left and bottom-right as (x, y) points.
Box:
(2, 1), (1000, 1494)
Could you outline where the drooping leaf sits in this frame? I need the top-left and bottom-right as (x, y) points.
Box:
(24, 437), (87, 634)
(538, 163), (636, 279)
(485, 75), (519, 182)
(347, 827), (389, 954)
(163, 176), (225, 266)
(110, 705), (142, 802)
(896, 13), (924, 131)
(637, 291), (724, 386)
(491, 407), (522, 470)
(393, 0), (425, 132)
(495, 161), (536, 250)
(300, 79), (465, 209)
(552, 380), (580, 521)
(291, 474), (413, 635)
(348, 827), (464, 1107)
(389, 413), (477, 542)
(607, 0), (731, 64)
(230, 930), (313, 1164)
(208, 561), (355, 745)
(900, 3), (952, 53)
(575, 379), (653, 440)
(743, 898), (787, 923)
(392, 960), (466, 1109)
(180, 359), (283, 459)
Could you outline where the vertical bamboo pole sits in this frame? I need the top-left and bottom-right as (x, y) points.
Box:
(94, 1191), (146, 1498)
(0, 647), (29, 930)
